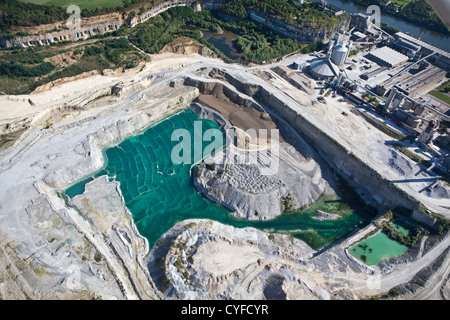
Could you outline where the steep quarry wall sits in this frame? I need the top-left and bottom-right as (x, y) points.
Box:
(43, 88), (199, 190)
(131, 0), (223, 27)
(131, 0), (196, 26)
(184, 73), (418, 212)
(248, 10), (350, 43)
(254, 86), (419, 212)
(1, 21), (122, 48)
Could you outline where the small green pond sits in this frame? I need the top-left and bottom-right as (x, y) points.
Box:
(349, 222), (411, 266)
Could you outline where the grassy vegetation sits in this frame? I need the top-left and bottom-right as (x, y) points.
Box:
(206, 162), (217, 171)
(429, 90), (450, 105)
(362, 92), (379, 107)
(0, 0), (68, 37)
(380, 216), (427, 247)
(219, 0), (348, 29)
(436, 79), (450, 93)
(129, 6), (309, 64)
(348, 49), (360, 57)
(94, 251), (103, 262)
(282, 193), (294, 212)
(0, 128), (29, 150)
(37, 0), (124, 10)
(0, 0), (146, 36)
(389, 0), (414, 5)
(380, 21), (401, 36)
(430, 213), (450, 235)
(376, 206), (433, 248)
(0, 37), (147, 94)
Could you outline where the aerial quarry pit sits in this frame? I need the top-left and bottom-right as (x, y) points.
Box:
(1, 46), (450, 300)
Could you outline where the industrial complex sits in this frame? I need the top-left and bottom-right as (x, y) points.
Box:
(290, 9), (450, 178)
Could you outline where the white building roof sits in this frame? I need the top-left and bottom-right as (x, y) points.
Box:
(310, 59), (340, 77)
(353, 31), (366, 39)
(368, 46), (408, 67)
(395, 32), (450, 59)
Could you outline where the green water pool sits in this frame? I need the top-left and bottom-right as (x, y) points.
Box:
(65, 109), (372, 250)
(349, 230), (409, 266)
(392, 221), (411, 236)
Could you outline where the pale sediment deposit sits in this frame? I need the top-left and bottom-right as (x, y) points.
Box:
(147, 219), (332, 300)
(193, 146), (331, 220)
(312, 210), (341, 221)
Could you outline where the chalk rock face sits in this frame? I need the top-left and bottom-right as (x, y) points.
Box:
(69, 176), (160, 299)
(146, 219), (321, 300)
(193, 145), (330, 220)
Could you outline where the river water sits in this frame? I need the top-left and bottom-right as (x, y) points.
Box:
(65, 109), (371, 250)
(326, 0), (450, 52)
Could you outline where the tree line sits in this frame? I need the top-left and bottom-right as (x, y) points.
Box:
(0, 0), (68, 37)
(218, 0), (347, 29)
(0, 0), (150, 37)
(128, 6), (311, 63)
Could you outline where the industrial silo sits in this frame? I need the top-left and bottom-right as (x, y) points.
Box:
(331, 44), (348, 66)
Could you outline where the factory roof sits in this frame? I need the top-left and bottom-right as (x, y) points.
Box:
(395, 32), (450, 59)
(367, 46), (409, 67)
(310, 59), (340, 78)
(353, 31), (366, 40)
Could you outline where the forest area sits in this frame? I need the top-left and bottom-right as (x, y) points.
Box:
(218, 0), (348, 29)
(0, 36), (145, 94)
(129, 6), (319, 64)
(0, 1), (335, 94)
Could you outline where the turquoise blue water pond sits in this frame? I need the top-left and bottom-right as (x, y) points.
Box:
(65, 109), (372, 250)
(349, 231), (409, 266)
(392, 221), (411, 236)
(349, 221), (412, 266)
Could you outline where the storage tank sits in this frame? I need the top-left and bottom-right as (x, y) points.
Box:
(413, 105), (425, 116)
(406, 116), (421, 129)
(402, 99), (414, 110)
(395, 109), (408, 121)
(309, 59), (339, 80)
(331, 44), (348, 66)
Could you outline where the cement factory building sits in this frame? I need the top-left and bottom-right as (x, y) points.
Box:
(366, 46), (409, 68)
